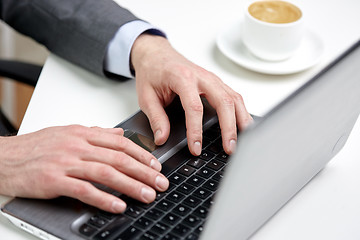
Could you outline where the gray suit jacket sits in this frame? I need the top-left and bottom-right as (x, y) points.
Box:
(0, 0), (140, 76)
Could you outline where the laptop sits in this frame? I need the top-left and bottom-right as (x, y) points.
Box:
(1, 39), (360, 240)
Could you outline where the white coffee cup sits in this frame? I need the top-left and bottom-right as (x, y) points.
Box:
(242, 0), (304, 61)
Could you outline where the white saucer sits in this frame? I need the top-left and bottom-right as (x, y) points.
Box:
(216, 21), (324, 75)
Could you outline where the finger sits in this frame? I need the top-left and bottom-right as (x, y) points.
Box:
(79, 146), (169, 192)
(60, 177), (127, 213)
(70, 161), (159, 204)
(200, 82), (238, 154)
(138, 88), (171, 146)
(86, 128), (162, 172)
(90, 126), (124, 135)
(222, 84), (254, 130)
(178, 92), (204, 156)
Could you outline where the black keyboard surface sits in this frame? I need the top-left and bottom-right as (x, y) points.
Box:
(78, 123), (230, 240)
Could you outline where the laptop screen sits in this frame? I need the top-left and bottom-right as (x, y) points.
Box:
(201, 39), (360, 240)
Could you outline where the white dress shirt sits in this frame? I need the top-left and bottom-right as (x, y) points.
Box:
(104, 20), (166, 78)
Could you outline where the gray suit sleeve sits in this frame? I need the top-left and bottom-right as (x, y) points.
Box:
(0, 0), (141, 76)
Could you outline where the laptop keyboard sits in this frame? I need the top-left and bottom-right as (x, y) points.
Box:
(78, 122), (229, 240)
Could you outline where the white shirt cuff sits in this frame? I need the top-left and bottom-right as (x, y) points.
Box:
(104, 20), (166, 78)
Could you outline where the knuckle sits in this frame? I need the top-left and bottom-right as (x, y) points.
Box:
(124, 182), (143, 198)
(93, 196), (110, 209)
(72, 182), (92, 197)
(117, 136), (129, 149)
(188, 100), (203, 113)
(171, 67), (196, 87)
(37, 169), (58, 188)
(187, 128), (202, 139)
(175, 65), (194, 79)
(242, 116), (254, 128)
(63, 141), (87, 155)
(233, 92), (244, 103)
(114, 153), (131, 169)
(222, 96), (235, 107)
(138, 152), (150, 164)
(149, 114), (165, 128)
(68, 124), (86, 134)
(96, 165), (114, 180)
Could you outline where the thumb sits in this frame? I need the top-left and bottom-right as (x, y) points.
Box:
(138, 89), (170, 146)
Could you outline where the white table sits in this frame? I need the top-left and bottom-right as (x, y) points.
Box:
(1, 0), (360, 239)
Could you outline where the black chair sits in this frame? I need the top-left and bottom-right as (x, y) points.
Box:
(0, 60), (43, 136)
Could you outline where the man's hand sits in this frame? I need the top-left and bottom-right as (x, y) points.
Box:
(131, 34), (253, 156)
(0, 125), (169, 213)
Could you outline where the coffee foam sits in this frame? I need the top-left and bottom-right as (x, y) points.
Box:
(248, 1), (302, 24)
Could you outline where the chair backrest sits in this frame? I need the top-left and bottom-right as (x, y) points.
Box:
(0, 60), (42, 136)
(0, 107), (17, 136)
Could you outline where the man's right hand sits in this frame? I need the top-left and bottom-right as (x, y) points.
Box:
(0, 125), (169, 213)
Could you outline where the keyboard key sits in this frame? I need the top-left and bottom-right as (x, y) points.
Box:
(176, 183), (195, 195)
(194, 225), (204, 235)
(88, 215), (108, 228)
(186, 175), (205, 187)
(196, 167), (215, 179)
(156, 199), (175, 212)
(177, 165), (196, 176)
(155, 192), (167, 201)
(216, 151), (229, 163)
(163, 233), (180, 240)
(185, 233), (199, 240)
(125, 206), (144, 218)
(140, 231), (159, 240)
(173, 204), (191, 217)
(134, 217), (153, 230)
(79, 224), (97, 237)
(203, 196), (215, 209)
(150, 222), (170, 235)
(213, 170), (225, 181)
(182, 215), (202, 228)
(145, 209), (165, 221)
(183, 196), (202, 208)
(173, 224), (191, 237)
(206, 160), (224, 171)
(199, 150), (215, 161)
(193, 206), (208, 219)
(114, 226), (142, 240)
(161, 213), (181, 226)
(166, 191), (185, 203)
(187, 158), (206, 169)
(202, 179), (219, 191)
(169, 173), (186, 185)
(167, 182), (177, 192)
(193, 187), (211, 199)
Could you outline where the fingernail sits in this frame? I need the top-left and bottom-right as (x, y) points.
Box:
(193, 141), (202, 156)
(112, 200), (126, 213)
(141, 187), (156, 202)
(155, 175), (169, 191)
(150, 159), (162, 171)
(229, 139), (237, 153)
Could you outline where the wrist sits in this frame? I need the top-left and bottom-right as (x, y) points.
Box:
(130, 34), (170, 72)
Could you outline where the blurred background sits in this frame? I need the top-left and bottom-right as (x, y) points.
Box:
(0, 21), (48, 129)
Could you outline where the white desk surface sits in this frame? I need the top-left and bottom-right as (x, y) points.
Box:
(1, 0), (360, 239)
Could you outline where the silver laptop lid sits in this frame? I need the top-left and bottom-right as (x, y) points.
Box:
(201, 39), (360, 240)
